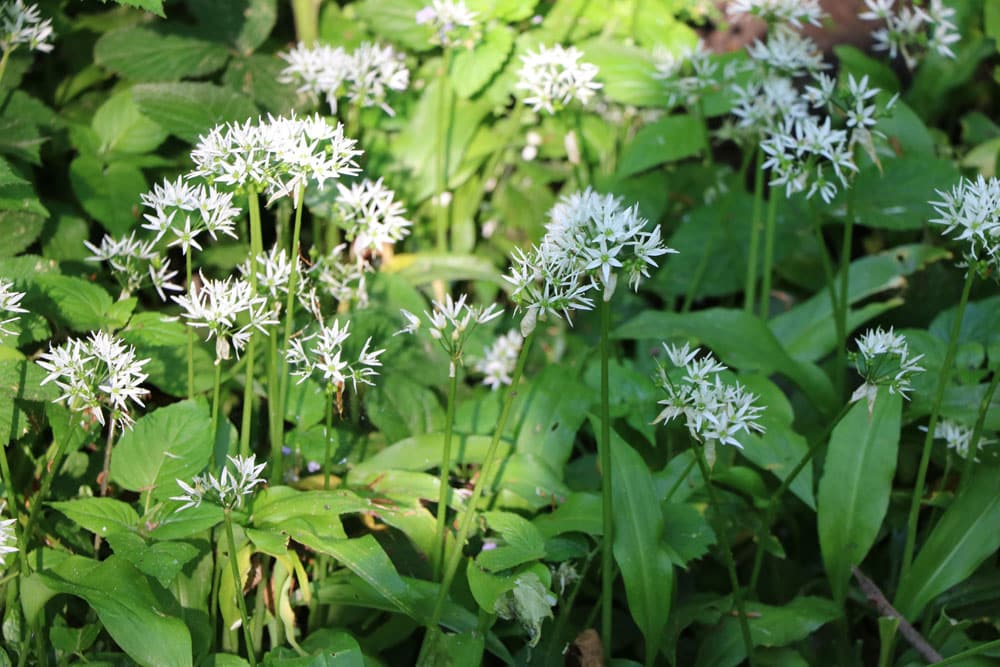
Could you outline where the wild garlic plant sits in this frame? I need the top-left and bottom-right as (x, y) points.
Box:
(286, 318), (384, 489)
(0, 278), (27, 340)
(858, 0), (960, 69)
(0, 0), (53, 81)
(849, 326), (925, 410)
(473, 329), (524, 390)
(395, 293), (501, 578)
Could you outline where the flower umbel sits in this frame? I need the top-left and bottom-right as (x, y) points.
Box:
(850, 327), (925, 409)
(652, 343), (766, 466)
(37, 332), (150, 432)
(0, 0), (54, 54)
(921, 418), (995, 461)
(515, 44), (602, 115)
(474, 330), (524, 390)
(396, 293), (502, 377)
(286, 318), (385, 393)
(171, 454), (266, 511)
(0, 278), (27, 339)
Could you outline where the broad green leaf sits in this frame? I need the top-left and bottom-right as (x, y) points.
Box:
(363, 373), (445, 443)
(288, 528), (417, 619)
(384, 253), (501, 286)
(0, 358), (57, 401)
(0, 211), (45, 257)
(617, 115), (707, 176)
(23, 555), (192, 667)
(350, 434), (500, 478)
(615, 308), (836, 412)
(837, 155), (960, 230)
(818, 389), (902, 603)
(110, 400), (214, 500)
(533, 492), (602, 538)
(33, 274), (120, 332)
(770, 244), (949, 362)
(492, 453), (570, 511)
(92, 90), (168, 155)
(252, 486), (370, 531)
(661, 502), (716, 568)
(68, 155), (147, 235)
(478, 511), (546, 572)
(96, 0), (166, 17)
(451, 25), (514, 99)
(695, 596), (840, 667)
(185, 0), (277, 53)
(355, 0), (433, 52)
(49, 498), (140, 538)
(132, 82), (259, 144)
(149, 503), (225, 540)
(417, 627), (485, 667)
(608, 425), (674, 659)
(512, 365), (592, 470)
(894, 467), (1000, 619)
(94, 27), (229, 82)
(223, 56), (297, 115)
(105, 531), (200, 587)
(833, 45), (900, 94)
(579, 40), (666, 107)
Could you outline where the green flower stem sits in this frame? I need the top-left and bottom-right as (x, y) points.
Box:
(957, 366), (999, 497)
(239, 334), (257, 459)
(748, 401), (851, 595)
(290, 0), (320, 45)
(434, 366), (459, 582)
(22, 431), (73, 553)
(277, 187), (307, 476)
(599, 297), (614, 660)
(834, 196), (855, 402)
(0, 48), (11, 87)
(744, 149), (764, 314)
(758, 188), (779, 320)
(435, 50), (454, 253)
(573, 110), (591, 188)
(900, 269), (975, 581)
(430, 332), (535, 627)
(97, 417), (116, 498)
(210, 360), (223, 459)
(694, 444), (756, 667)
(223, 509), (257, 666)
(267, 331), (283, 483)
(323, 387), (338, 491)
(186, 251), (194, 399)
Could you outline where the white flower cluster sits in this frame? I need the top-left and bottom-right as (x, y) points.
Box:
(653, 40), (740, 111)
(474, 330), (523, 390)
(396, 293), (502, 377)
(190, 113), (362, 206)
(930, 175), (1000, 270)
(0, 0), (53, 54)
(652, 343), (766, 467)
(172, 271), (278, 363)
(515, 44), (602, 115)
(279, 41), (410, 117)
(923, 419), (995, 461)
(85, 232), (181, 302)
(415, 0), (479, 48)
(237, 245), (322, 320)
(850, 327), (925, 408)
(727, 0), (825, 28)
(0, 278), (27, 339)
(286, 318), (384, 392)
(0, 502), (16, 568)
(140, 177), (242, 254)
(172, 454), (266, 511)
(745, 25), (827, 77)
(334, 177), (412, 259)
(505, 188), (675, 335)
(37, 331), (150, 432)
(310, 244), (370, 308)
(859, 0), (960, 69)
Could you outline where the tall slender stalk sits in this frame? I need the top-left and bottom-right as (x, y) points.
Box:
(240, 188), (264, 458)
(267, 332), (283, 482)
(290, 0), (320, 45)
(956, 367), (999, 497)
(744, 149), (765, 314)
(435, 51), (454, 253)
(186, 251), (195, 398)
(430, 333), (535, 627)
(693, 445), (756, 667)
(599, 298), (614, 660)
(223, 509), (257, 666)
(900, 269), (976, 580)
(323, 388), (338, 491)
(277, 187), (307, 475)
(758, 189), (779, 320)
(834, 196), (855, 402)
(434, 368), (459, 581)
(210, 361), (223, 460)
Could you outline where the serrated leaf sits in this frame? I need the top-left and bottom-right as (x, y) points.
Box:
(110, 400), (214, 500)
(68, 155), (146, 235)
(98, 0), (166, 17)
(186, 0), (277, 53)
(94, 27), (229, 81)
(49, 498), (140, 537)
(132, 82), (259, 144)
(92, 90), (168, 155)
(33, 274), (115, 332)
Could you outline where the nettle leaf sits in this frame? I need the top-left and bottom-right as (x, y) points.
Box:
(105, 531), (200, 588)
(68, 155), (147, 235)
(92, 90), (168, 155)
(818, 388), (902, 603)
(132, 82), (259, 144)
(49, 498), (140, 539)
(478, 511), (546, 572)
(23, 555), (192, 667)
(533, 492), (602, 539)
(94, 27), (229, 82)
(895, 466), (1000, 619)
(617, 114), (707, 176)
(185, 0), (278, 54)
(93, 0), (166, 17)
(450, 25), (514, 99)
(32, 274), (132, 332)
(110, 400), (214, 500)
(661, 502), (716, 568)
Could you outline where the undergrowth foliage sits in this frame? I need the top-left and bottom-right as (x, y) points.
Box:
(0, 0), (999, 665)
